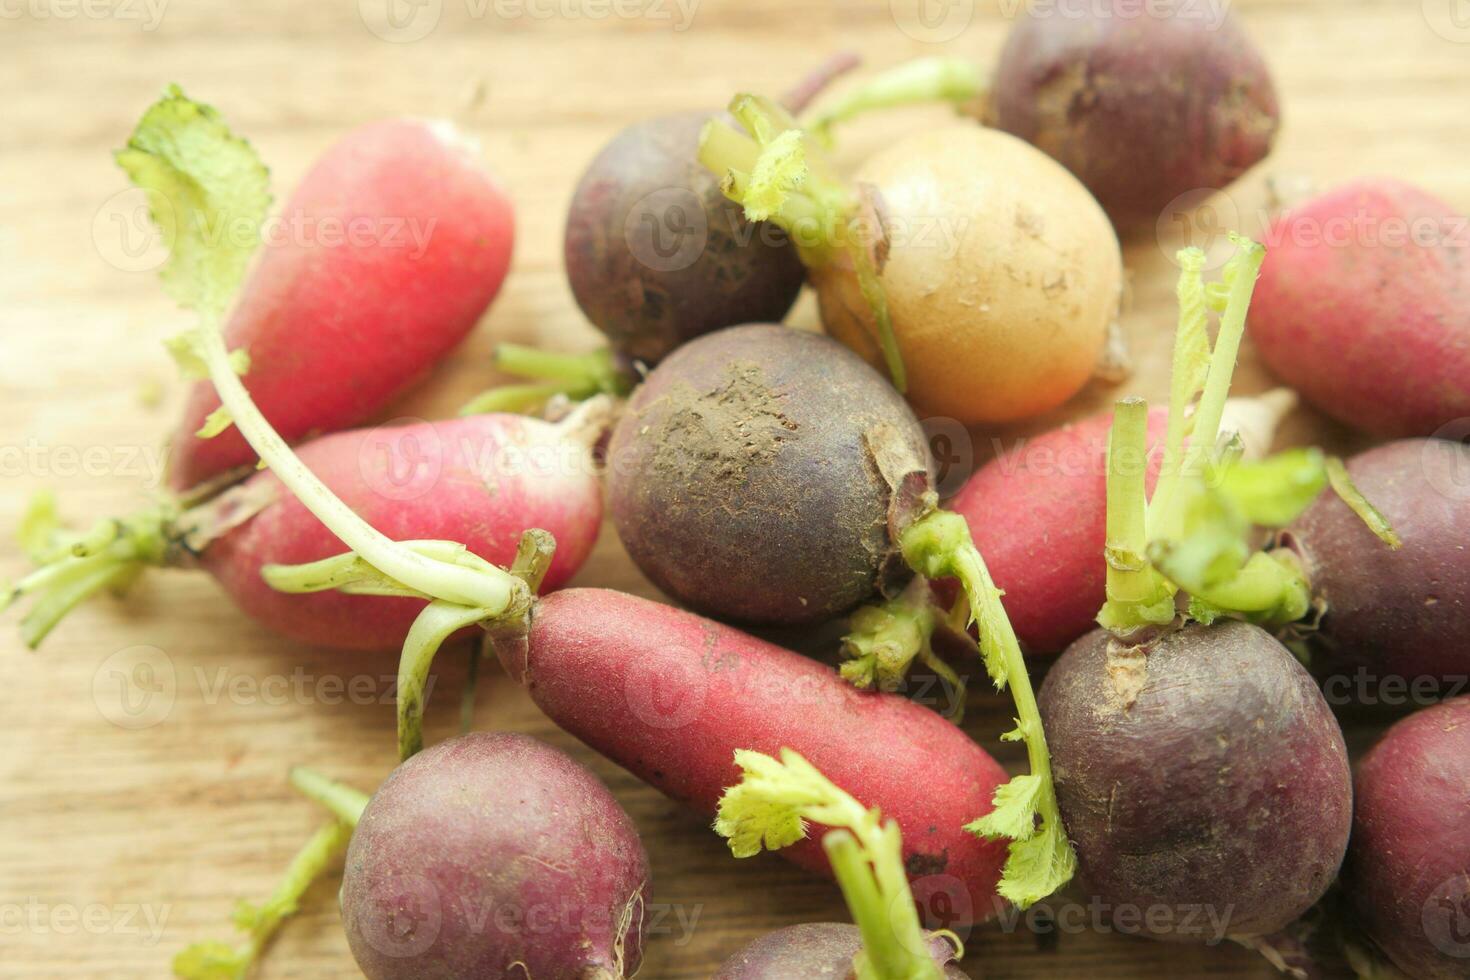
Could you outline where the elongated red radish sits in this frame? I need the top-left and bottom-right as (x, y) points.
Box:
(168, 117), (515, 491)
(11, 411), (602, 650)
(1251, 179), (1470, 437)
(492, 587), (1009, 927)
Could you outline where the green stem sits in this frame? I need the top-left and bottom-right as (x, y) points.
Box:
(808, 56), (987, 138)
(195, 322), (522, 612)
(826, 827), (942, 980)
(460, 381), (581, 416)
(1189, 551), (1313, 624)
(460, 346), (633, 417)
(698, 93), (908, 391)
(288, 767), (370, 827)
(899, 509), (1075, 906)
(1326, 457), (1403, 549)
(1105, 398), (1154, 606)
(173, 819), (353, 980)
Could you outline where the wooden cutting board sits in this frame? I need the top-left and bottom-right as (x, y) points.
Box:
(3, 0), (1466, 975)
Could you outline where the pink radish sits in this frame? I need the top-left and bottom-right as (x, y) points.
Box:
(168, 116), (515, 491)
(1252, 179), (1470, 437)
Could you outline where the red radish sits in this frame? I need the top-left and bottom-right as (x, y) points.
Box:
(168, 117), (515, 491)
(492, 587), (1010, 927)
(1251, 179), (1470, 437)
(1347, 696), (1470, 980)
(10, 410), (603, 650)
(944, 392), (1292, 655)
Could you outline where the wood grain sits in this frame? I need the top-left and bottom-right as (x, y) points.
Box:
(2, 0), (1467, 976)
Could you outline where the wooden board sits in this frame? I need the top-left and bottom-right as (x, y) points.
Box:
(3, 1), (1468, 976)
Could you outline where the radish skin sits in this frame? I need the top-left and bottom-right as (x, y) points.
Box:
(1251, 179), (1470, 437)
(169, 118), (515, 490)
(495, 588), (1010, 927)
(200, 414), (601, 649)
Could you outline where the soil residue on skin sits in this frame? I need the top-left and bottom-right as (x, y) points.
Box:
(648, 361), (798, 493)
(1105, 637), (1150, 709)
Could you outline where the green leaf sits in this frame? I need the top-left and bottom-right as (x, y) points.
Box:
(713, 748), (871, 859)
(1326, 457), (1402, 549)
(172, 940), (248, 980)
(1213, 448), (1327, 527)
(115, 84), (271, 318)
(969, 774), (1042, 841)
(985, 817), (1078, 909)
(196, 407), (233, 439)
(18, 491), (62, 564)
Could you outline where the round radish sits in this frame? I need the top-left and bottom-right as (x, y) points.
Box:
(11, 411), (603, 650)
(1040, 621), (1352, 941)
(169, 118), (515, 490)
(342, 731), (649, 979)
(714, 924), (967, 979)
(988, 0), (1279, 231)
(1279, 438), (1470, 684)
(606, 323), (929, 627)
(1347, 696), (1470, 980)
(564, 56), (857, 366)
(1251, 179), (1470, 437)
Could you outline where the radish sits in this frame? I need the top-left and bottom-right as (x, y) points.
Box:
(340, 733), (649, 979)
(492, 588), (1010, 926)
(986, 0), (1279, 231)
(1039, 620), (1353, 941)
(937, 391), (1294, 657)
(699, 96), (1123, 424)
(1346, 696), (1470, 980)
(564, 55), (859, 366)
(6, 407), (605, 650)
(711, 749), (969, 978)
(174, 735), (650, 980)
(461, 55), (861, 417)
(1277, 438), (1470, 687)
(169, 112), (514, 491)
(1251, 179), (1470, 437)
(104, 85), (1069, 918)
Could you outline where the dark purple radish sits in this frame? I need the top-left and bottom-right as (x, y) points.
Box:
(606, 323), (930, 627)
(1347, 696), (1470, 980)
(341, 732), (649, 980)
(987, 0), (1279, 231)
(1040, 621), (1352, 941)
(1280, 439), (1470, 686)
(715, 924), (968, 979)
(563, 56), (856, 366)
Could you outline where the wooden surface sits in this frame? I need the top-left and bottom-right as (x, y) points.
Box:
(3, 1), (1469, 976)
